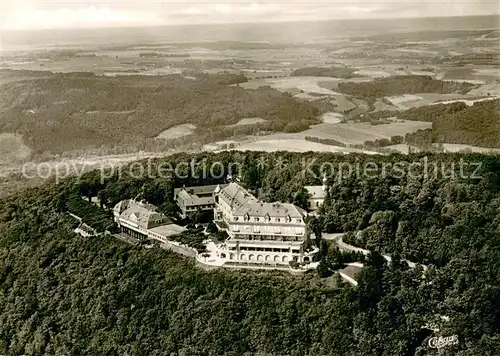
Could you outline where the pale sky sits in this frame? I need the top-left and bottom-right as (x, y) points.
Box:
(2, 0), (499, 31)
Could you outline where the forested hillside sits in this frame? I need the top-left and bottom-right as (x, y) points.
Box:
(0, 70), (328, 155)
(432, 100), (500, 148)
(1, 151), (499, 354)
(355, 100), (500, 148)
(291, 66), (358, 79)
(338, 75), (475, 101)
(402, 100), (500, 149)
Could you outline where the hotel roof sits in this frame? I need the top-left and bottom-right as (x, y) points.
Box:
(218, 182), (258, 209)
(233, 201), (307, 219)
(174, 184), (223, 196)
(115, 200), (170, 229)
(175, 184), (224, 208)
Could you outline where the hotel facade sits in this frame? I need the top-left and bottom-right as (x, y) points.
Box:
(213, 183), (318, 266)
(113, 199), (184, 243)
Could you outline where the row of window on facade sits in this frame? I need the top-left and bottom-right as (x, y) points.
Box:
(235, 246), (301, 253)
(121, 223), (168, 244)
(231, 232), (303, 240)
(149, 232), (166, 242)
(121, 226), (147, 239)
(234, 214), (302, 223)
(120, 220), (145, 230)
(222, 254), (309, 263)
(239, 254), (290, 262)
(184, 204), (213, 211)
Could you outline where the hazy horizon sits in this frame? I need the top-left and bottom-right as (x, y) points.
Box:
(3, 0), (499, 31)
(2, 14), (499, 51)
(4, 14), (500, 34)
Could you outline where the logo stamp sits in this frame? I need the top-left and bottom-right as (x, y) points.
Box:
(428, 335), (459, 349)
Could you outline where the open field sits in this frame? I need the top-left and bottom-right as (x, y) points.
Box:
(320, 112), (344, 124)
(226, 118), (268, 127)
(385, 143), (500, 155)
(301, 121), (432, 145)
(156, 124), (197, 140)
(86, 110), (136, 115)
(384, 92), (496, 110)
(0, 151), (168, 179)
(385, 94), (425, 110)
(439, 67), (499, 84)
(330, 95), (358, 112)
(410, 70), (436, 76)
(467, 83), (500, 96)
(227, 139), (374, 154)
(474, 68), (500, 77)
(435, 144), (500, 154)
(429, 96), (500, 106)
(0, 16), (498, 187)
(384, 144), (417, 154)
(203, 140), (237, 151)
(369, 141), (500, 156)
(373, 99), (397, 112)
(239, 77), (343, 95)
(209, 119), (432, 151)
(354, 69), (391, 77)
(0, 150), (172, 198)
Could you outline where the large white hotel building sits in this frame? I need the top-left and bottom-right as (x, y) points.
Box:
(212, 183), (318, 266)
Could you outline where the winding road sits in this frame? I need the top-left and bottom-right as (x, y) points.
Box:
(322, 233), (427, 270)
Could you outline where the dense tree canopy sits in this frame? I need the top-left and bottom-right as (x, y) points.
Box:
(1, 151), (499, 355)
(337, 76), (475, 100)
(291, 67), (359, 79)
(402, 100), (500, 149)
(353, 100), (500, 149)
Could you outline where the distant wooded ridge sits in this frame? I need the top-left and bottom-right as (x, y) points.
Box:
(337, 75), (475, 99)
(4, 14), (498, 47)
(354, 100), (500, 149)
(0, 70), (331, 155)
(291, 66), (359, 79)
(1, 70), (497, 159)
